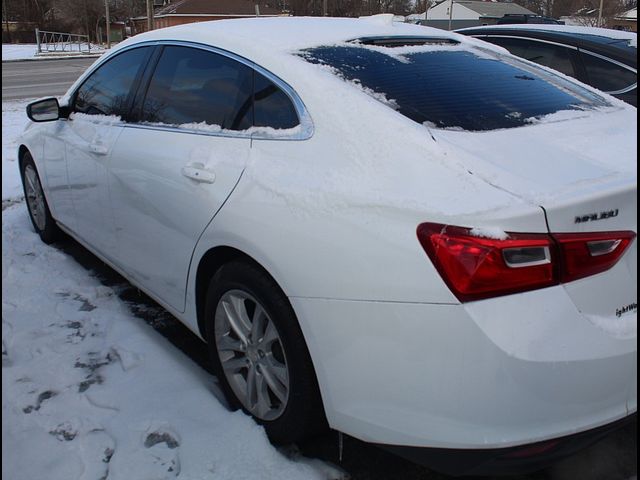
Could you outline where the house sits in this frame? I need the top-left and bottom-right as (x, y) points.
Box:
(132, 0), (284, 34)
(423, 0), (536, 30)
(610, 7), (637, 32)
(561, 6), (637, 31)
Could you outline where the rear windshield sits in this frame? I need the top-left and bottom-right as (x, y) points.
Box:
(299, 44), (610, 131)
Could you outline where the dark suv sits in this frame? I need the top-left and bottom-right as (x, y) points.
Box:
(457, 25), (637, 106)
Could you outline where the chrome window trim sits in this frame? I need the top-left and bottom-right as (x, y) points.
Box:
(68, 40), (314, 141)
(470, 34), (579, 51)
(578, 48), (637, 94)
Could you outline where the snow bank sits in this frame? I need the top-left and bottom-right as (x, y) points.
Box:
(2, 44), (37, 61)
(2, 43), (107, 61)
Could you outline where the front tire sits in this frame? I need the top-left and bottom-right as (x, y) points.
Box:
(205, 260), (327, 444)
(20, 151), (61, 244)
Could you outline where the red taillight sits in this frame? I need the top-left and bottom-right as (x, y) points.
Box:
(555, 231), (636, 283)
(417, 223), (636, 302)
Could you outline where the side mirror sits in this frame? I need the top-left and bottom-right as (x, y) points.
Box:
(26, 97), (60, 122)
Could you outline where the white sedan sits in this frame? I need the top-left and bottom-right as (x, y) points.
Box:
(18, 16), (637, 475)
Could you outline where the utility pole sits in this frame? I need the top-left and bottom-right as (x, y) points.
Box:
(323, 0), (327, 16)
(105, 0), (111, 48)
(597, 0), (604, 27)
(146, 0), (154, 31)
(447, 0), (454, 30)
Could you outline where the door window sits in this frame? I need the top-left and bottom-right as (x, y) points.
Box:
(141, 46), (254, 130)
(74, 47), (151, 117)
(580, 51), (637, 92)
(485, 37), (577, 78)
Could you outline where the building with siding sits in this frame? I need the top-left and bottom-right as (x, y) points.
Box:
(132, 0), (284, 34)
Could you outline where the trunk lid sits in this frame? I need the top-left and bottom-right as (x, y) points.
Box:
(434, 107), (637, 336)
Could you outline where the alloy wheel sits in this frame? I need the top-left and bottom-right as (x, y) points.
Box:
(214, 289), (290, 421)
(24, 164), (46, 231)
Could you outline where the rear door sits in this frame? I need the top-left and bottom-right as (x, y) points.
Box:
(107, 44), (252, 312)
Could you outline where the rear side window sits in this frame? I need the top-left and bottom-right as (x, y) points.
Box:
(300, 45), (608, 131)
(74, 47), (150, 117)
(485, 37), (577, 78)
(141, 46), (254, 130)
(580, 51), (637, 92)
(253, 72), (299, 129)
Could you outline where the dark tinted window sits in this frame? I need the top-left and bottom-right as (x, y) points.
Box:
(486, 37), (576, 77)
(74, 47), (150, 117)
(253, 73), (299, 129)
(580, 51), (637, 92)
(300, 46), (607, 131)
(142, 46), (253, 130)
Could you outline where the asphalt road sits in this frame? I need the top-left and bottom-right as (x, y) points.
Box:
(1, 57), (97, 101)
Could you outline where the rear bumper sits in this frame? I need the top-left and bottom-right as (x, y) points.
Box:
(380, 413), (636, 476)
(292, 285), (637, 449)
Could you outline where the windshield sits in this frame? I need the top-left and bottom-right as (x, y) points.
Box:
(299, 44), (611, 131)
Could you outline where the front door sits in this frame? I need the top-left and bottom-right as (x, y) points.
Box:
(61, 46), (152, 256)
(107, 45), (254, 312)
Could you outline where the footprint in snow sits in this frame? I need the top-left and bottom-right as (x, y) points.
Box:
(78, 428), (116, 480)
(22, 389), (58, 414)
(75, 351), (115, 393)
(144, 428), (181, 478)
(2, 319), (12, 367)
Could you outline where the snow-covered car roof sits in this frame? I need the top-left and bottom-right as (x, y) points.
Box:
(117, 15), (483, 60)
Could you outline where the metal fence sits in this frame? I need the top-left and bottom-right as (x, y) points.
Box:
(35, 29), (93, 54)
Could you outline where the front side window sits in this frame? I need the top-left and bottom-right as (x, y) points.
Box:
(141, 46), (254, 130)
(299, 44), (609, 131)
(580, 51), (637, 92)
(74, 47), (150, 117)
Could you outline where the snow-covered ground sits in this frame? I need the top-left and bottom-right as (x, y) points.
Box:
(2, 44), (38, 60)
(2, 99), (343, 480)
(2, 99), (30, 200)
(2, 43), (105, 61)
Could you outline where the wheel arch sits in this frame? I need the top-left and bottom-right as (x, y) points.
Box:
(18, 144), (30, 168)
(194, 245), (289, 340)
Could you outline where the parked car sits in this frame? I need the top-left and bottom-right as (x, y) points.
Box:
(496, 13), (564, 25)
(19, 16), (637, 476)
(457, 24), (637, 105)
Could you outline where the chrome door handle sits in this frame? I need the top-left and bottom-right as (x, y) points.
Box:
(181, 164), (216, 184)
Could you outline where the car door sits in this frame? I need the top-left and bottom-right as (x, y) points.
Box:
(59, 46), (153, 257)
(107, 44), (252, 312)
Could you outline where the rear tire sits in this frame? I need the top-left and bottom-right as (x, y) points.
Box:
(204, 260), (327, 444)
(20, 151), (62, 244)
